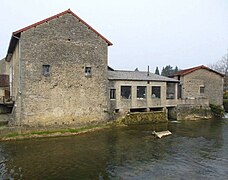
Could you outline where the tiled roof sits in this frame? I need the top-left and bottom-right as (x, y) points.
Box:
(108, 70), (179, 82)
(172, 65), (224, 77)
(13, 9), (112, 46)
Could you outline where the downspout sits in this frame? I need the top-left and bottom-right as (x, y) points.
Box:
(147, 66), (150, 76)
(13, 35), (21, 94)
(12, 35), (22, 126)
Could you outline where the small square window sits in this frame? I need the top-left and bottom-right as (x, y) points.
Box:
(42, 65), (50, 76)
(85, 67), (92, 77)
(110, 89), (116, 99)
(200, 86), (205, 94)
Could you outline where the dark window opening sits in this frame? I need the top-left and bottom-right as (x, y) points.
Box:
(137, 86), (146, 99)
(152, 86), (161, 98)
(149, 107), (163, 112)
(178, 84), (182, 99)
(121, 86), (131, 99)
(42, 65), (50, 76)
(166, 83), (176, 99)
(85, 67), (92, 77)
(130, 108), (147, 112)
(115, 109), (119, 113)
(200, 86), (205, 94)
(110, 89), (116, 99)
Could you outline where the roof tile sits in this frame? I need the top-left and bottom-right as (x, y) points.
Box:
(108, 70), (179, 82)
(172, 65), (224, 77)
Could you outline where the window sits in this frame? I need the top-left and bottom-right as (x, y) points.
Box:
(121, 86), (131, 99)
(137, 86), (146, 99)
(166, 82), (175, 99)
(200, 86), (205, 94)
(110, 89), (116, 99)
(152, 86), (161, 98)
(42, 65), (50, 76)
(85, 67), (92, 77)
(178, 84), (182, 99)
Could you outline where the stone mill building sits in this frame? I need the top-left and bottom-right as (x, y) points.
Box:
(0, 9), (224, 127)
(2, 9), (112, 126)
(171, 65), (224, 106)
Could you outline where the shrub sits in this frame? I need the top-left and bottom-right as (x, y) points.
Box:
(224, 91), (228, 99)
(210, 104), (224, 117)
(223, 99), (228, 112)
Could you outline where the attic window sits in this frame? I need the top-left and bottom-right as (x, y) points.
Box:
(42, 65), (50, 76)
(85, 67), (92, 77)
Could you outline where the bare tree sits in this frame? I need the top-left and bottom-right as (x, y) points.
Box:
(208, 51), (228, 91)
(209, 51), (228, 75)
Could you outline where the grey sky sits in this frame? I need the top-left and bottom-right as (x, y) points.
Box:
(1, 0), (228, 72)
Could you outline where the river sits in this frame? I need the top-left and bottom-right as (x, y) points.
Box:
(0, 118), (228, 179)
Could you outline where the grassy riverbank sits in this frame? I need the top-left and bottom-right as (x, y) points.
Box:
(0, 123), (116, 141)
(0, 112), (166, 141)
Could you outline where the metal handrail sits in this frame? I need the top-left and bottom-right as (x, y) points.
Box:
(0, 96), (15, 104)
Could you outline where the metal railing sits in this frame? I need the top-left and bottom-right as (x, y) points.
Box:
(0, 96), (15, 104)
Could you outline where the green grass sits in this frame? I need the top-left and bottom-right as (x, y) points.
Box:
(224, 92), (228, 99)
(6, 132), (21, 138)
(4, 123), (110, 139)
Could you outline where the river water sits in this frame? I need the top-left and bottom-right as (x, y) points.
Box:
(0, 118), (228, 179)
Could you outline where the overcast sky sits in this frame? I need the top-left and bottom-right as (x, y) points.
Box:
(1, 0), (228, 72)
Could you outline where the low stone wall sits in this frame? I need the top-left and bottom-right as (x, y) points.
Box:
(176, 104), (212, 120)
(0, 104), (12, 114)
(121, 111), (167, 125)
(179, 98), (209, 106)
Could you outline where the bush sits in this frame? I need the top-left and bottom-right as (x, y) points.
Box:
(224, 99), (228, 112)
(210, 104), (224, 117)
(224, 91), (228, 99)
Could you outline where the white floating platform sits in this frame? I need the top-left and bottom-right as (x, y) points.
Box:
(152, 130), (172, 138)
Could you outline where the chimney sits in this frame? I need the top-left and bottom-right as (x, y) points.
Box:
(147, 65), (150, 76)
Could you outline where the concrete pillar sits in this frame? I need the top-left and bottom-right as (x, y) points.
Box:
(175, 83), (178, 100)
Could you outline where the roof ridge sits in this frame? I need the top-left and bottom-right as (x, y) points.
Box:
(13, 9), (112, 46)
(173, 65), (224, 77)
(113, 69), (153, 73)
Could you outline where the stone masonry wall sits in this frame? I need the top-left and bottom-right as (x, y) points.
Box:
(13, 13), (110, 126)
(122, 111), (167, 125)
(0, 59), (7, 74)
(182, 69), (223, 106)
(176, 104), (212, 120)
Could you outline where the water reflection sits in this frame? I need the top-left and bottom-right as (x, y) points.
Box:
(0, 119), (228, 179)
